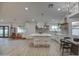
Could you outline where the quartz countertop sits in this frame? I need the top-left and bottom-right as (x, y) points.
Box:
(30, 33), (52, 37)
(67, 39), (79, 45)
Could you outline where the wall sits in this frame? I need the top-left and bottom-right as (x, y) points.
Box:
(27, 22), (35, 34)
(22, 22), (36, 37)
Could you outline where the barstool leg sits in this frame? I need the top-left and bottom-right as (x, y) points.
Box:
(62, 48), (64, 56)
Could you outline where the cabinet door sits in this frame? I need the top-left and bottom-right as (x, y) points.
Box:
(71, 44), (78, 55)
(0, 27), (4, 37)
(4, 26), (9, 37)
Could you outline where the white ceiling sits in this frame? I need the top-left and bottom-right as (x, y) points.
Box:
(0, 2), (68, 24)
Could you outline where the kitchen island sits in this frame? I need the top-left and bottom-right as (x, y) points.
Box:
(29, 34), (52, 47)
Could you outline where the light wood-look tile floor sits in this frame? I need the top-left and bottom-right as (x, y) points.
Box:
(0, 38), (61, 56)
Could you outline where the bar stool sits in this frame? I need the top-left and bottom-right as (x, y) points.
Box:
(60, 39), (72, 56)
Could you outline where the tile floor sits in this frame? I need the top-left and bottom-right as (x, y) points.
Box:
(0, 38), (61, 56)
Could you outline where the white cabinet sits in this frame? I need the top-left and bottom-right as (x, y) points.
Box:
(30, 34), (52, 47)
(68, 2), (79, 18)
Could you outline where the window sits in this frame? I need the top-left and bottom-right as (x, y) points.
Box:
(50, 25), (61, 32)
(72, 27), (79, 35)
(72, 21), (79, 35)
(17, 27), (25, 33)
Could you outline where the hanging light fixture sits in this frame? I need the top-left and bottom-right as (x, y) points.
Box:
(48, 4), (54, 8)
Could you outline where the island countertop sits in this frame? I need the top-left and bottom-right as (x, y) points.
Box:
(68, 39), (79, 45)
(29, 33), (52, 37)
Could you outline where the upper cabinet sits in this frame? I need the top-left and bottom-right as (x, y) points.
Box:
(68, 2), (79, 18)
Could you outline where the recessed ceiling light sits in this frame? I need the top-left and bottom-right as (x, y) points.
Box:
(32, 19), (35, 21)
(58, 8), (61, 11)
(25, 7), (28, 10)
(0, 19), (4, 22)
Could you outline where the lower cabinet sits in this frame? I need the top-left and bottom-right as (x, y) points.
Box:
(71, 43), (79, 55)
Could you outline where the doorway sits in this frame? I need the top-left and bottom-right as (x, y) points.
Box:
(0, 26), (9, 38)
